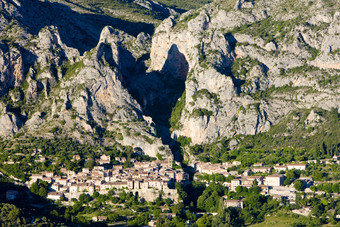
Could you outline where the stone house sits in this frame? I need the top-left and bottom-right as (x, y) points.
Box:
(47, 192), (64, 200)
(251, 167), (272, 173)
(274, 165), (287, 172)
(222, 197), (244, 209)
(265, 175), (285, 187)
(253, 163), (264, 167)
(287, 164), (307, 171)
(175, 172), (189, 182)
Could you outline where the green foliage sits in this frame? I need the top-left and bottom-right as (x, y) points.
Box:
(108, 213), (121, 222)
(175, 135), (192, 147)
(214, 207), (245, 227)
(308, 46), (320, 60)
(294, 180), (304, 191)
(0, 203), (22, 224)
(191, 108), (213, 118)
(250, 84), (309, 100)
(189, 138), (230, 163)
(170, 91), (185, 130)
(197, 173), (227, 182)
(286, 63), (319, 74)
(197, 183), (225, 212)
(192, 89), (219, 104)
(142, 135), (154, 144)
(231, 56), (261, 79)
(228, 16), (303, 44)
(50, 126), (59, 133)
(30, 180), (48, 197)
(156, 153), (163, 161)
(318, 74), (340, 88)
(62, 60), (85, 81)
(127, 213), (149, 226)
(238, 108), (340, 157)
(84, 159), (95, 170)
(317, 182), (340, 193)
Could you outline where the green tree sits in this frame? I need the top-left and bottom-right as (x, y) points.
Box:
(38, 187), (47, 197)
(84, 159), (95, 170)
(108, 213), (120, 222)
(294, 180), (304, 191)
(284, 178), (291, 186)
(332, 183), (339, 193)
(172, 203), (184, 215)
(311, 204), (324, 217)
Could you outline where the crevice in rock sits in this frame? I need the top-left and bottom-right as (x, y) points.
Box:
(122, 44), (188, 161)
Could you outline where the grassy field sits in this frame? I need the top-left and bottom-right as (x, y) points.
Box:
(250, 212), (318, 227)
(250, 214), (304, 227)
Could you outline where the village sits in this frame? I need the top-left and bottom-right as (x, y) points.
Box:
(194, 156), (340, 218)
(26, 154), (188, 203)
(0, 148), (338, 225)
(21, 152), (340, 219)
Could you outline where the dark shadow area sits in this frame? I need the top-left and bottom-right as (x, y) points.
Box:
(14, 0), (154, 54)
(122, 44), (188, 161)
(225, 33), (237, 52)
(0, 176), (106, 226)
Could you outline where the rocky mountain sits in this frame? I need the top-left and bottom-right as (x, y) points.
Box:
(0, 0), (339, 160)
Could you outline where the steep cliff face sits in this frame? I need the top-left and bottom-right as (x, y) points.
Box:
(0, 0), (172, 159)
(0, 0), (339, 158)
(150, 0), (340, 144)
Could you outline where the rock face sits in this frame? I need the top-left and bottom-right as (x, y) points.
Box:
(133, 0), (179, 18)
(149, 0), (340, 144)
(0, 0), (339, 158)
(0, 44), (25, 96)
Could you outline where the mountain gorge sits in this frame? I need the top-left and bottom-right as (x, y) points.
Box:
(0, 0), (339, 161)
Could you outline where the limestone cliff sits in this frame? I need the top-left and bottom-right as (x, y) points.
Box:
(0, 0), (339, 159)
(150, 0), (340, 144)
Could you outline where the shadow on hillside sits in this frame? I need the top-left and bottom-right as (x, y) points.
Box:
(15, 0), (154, 54)
(0, 178), (103, 226)
(122, 44), (188, 161)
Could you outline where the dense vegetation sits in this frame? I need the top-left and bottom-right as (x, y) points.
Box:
(238, 108), (340, 156)
(184, 108), (339, 165)
(0, 137), (154, 181)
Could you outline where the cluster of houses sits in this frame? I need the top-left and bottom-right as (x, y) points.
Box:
(27, 155), (190, 202)
(194, 158), (340, 210)
(12, 153), (339, 223)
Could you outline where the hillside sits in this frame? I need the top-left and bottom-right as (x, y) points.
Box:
(0, 0), (339, 162)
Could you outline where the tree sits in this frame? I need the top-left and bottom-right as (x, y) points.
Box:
(294, 180), (304, 191)
(38, 187), (47, 197)
(249, 186), (261, 194)
(284, 178), (291, 186)
(84, 159), (95, 170)
(79, 193), (91, 204)
(172, 203), (184, 215)
(108, 213), (120, 222)
(196, 214), (213, 226)
(311, 204), (324, 217)
(93, 191), (99, 198)
(309, 185), (317, 192)
(235, 186), (246, 194)
(332, 183), (339, 193)
(286, 170), (299, 179)
(30, 181), (39, 195)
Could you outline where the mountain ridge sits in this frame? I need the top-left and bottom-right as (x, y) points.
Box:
(0, 0), (339, 161)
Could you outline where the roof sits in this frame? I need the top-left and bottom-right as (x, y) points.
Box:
(266, 174), (284, 178)
(224, 199), (243, 202)
(287, 164), (306, 166)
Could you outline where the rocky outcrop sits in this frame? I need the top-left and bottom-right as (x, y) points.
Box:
(0, 0), (339, 158)
(0, 44), (25, 96)
(149, 0), (340, 144)
(133, 0), (179, 18)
